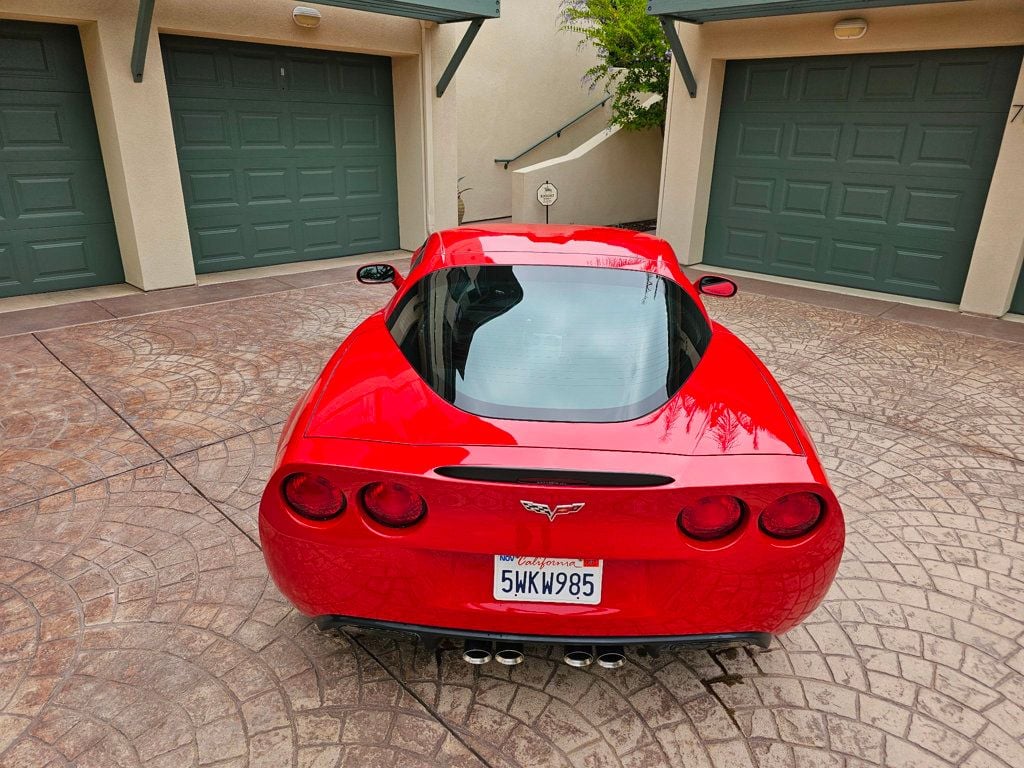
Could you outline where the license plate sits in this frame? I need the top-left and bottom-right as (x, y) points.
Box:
(493, 555), (603, 605)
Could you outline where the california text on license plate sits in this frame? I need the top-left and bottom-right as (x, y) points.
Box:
(493, 555), (603, 605)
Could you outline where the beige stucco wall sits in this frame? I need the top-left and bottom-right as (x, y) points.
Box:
(657, 0), (1024, 316)
(0, 0), (455, 290)
(453, 0), (606, 222)
(511, 99), (664, 226)
(960, 59), (1024, 315)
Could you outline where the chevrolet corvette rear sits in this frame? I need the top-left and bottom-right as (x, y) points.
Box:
(259, 225), (845, 665)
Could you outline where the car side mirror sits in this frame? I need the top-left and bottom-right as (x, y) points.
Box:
(357, 263), (404, 289)
(696, 275), (738, 298)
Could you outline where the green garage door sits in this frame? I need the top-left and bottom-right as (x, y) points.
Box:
(705, 47), (1023, 303)
(1011, 272), (1024, 315)
(0, 21), (123, 298)
(162, 36), (400, 273)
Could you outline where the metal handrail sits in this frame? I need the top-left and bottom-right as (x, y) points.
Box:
(494, 96), (611, 169)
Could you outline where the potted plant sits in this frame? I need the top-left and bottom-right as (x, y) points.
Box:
(559, 0), (670, 132)
(457, 176), (473, 225)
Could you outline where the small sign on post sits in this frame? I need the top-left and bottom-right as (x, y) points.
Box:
(537, 181), (558, 224)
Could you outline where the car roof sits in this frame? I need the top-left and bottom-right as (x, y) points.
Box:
(421, 224), (684, 280)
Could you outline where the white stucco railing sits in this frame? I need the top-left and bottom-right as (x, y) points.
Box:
(510, 95), (664, 227)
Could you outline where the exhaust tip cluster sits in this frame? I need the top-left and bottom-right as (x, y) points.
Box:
(494, 643), (525, 666)
(461, 641), (626, 669)
(462, 639), (492, 665)
(563, 645), (594, 667)
(564, 645), (627, 669)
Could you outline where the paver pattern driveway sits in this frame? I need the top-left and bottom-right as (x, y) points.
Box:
(1, 264), (1023, 768)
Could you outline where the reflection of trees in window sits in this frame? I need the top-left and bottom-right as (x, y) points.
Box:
(641, 393), (764, 452)
(388, 265), (712, 423)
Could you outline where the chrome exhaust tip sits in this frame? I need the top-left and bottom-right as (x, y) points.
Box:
(596, 646), (627, 669)
(462, 639), (493, 665)
(494, 643), (525, 666)
(563, 645), (594, 667)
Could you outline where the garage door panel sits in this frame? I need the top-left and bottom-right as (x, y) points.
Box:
(706, 47), (1021, 303)
(163, 38), (393, 105)
(710, 206), (987, 254)
(179, 156), (397, 212)
(165, 36), (399, 274)
(187, 201), (401, 240)
(926, 54), (1018, 103)
(912, 123), (984, 172)
(172, 108), (236, 151)
(0, 22), (90, 93)
(707, 219), (972, 300)
(888, 246), (950, 294)
(182, 168), (240, 212)
(709, 212), (983, 252)
(0, 92), (104, 160)
(726, 49), (1022, 114)
(228, 50), (282, 91)
(1011, 274), (1024, 315)
(0, 21), (122, 298)
(251, 220), (298, 261)
(244, 168), (293, 207)
(0, 222), (122, 293)
(237, 111), (289, 150)
(790, 123), (843, 161)
(717, 114), (1006, 179)
(27, 233), (103, 282)
(1, 160), (115, 230)
(184, 203), (400, 272)
(780, 180), (828, 218)
(0, 241), (17, 289)
(185, 209), (400, 270)
(171, 97), (396, 159)
(297, 167), (341, 204)
(293, 113), (334, 148)
(773, 233), (821, 272)
(858, 60), (922, 103)
(835, 183), (894, 225)
(710, 167), (991, 242)
(800, 62), (853, 102)
(826, 239), (881, 281)
(191, 222), (247, 270)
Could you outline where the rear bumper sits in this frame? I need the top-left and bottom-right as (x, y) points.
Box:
(316, 614), (771, 649)
(261, 516), (844, 639)
(260, 447), (845, 639)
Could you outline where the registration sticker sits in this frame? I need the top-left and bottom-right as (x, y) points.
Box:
(493, 555), (603, 605)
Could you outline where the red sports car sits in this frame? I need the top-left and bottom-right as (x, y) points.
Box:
(260, 225), (844, 668)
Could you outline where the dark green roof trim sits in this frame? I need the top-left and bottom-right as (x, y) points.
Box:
(648, 0), (965, 24)
(309, 0), (500, 23)
(436, 18), (485, 96)
(131, 1), (498, 84)
(660, 17), (697, 98)
(131, 0), (156, 82)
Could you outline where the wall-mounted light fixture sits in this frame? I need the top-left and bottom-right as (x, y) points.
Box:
(293, 6), (322, 28)
(834, 18), (868, 40)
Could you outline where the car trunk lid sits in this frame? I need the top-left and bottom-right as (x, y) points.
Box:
(305, 315), (803, 457)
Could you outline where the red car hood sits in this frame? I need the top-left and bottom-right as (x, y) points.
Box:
(305, 314), (804, 457)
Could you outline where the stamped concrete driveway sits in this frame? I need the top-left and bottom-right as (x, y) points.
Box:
(1, 260), (1023, 768)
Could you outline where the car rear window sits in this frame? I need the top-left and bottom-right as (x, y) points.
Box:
(386, 264), (711, 422)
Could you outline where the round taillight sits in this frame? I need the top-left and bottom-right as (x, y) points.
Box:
(361, 482), (426, 528)
(760, 492), (824, 539)
(678, 495), (744, 541)
(282, 473), (345, 521)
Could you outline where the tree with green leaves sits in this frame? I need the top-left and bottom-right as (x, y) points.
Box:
(559, 0), (671, 132)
